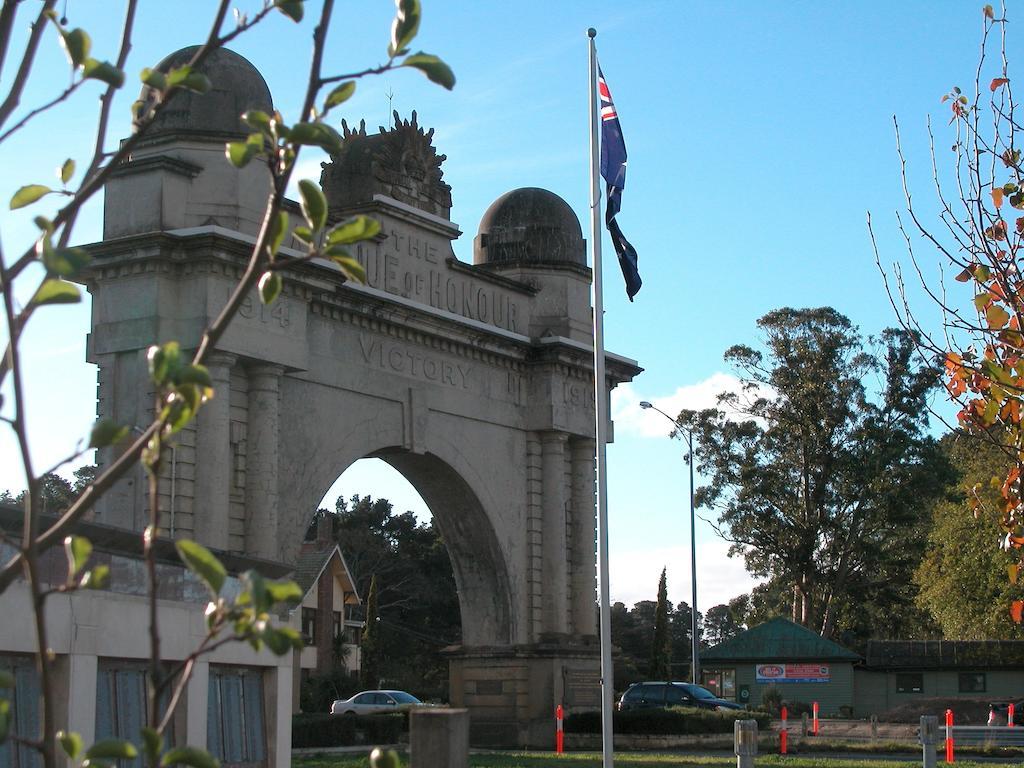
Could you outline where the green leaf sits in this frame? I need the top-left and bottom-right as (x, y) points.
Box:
(90, 419), (129, 449)
(225, 141), (254, 168)
(59, 159), (75, 184)
(59, 27), (91, 68)
(31, 279), (81, 306)
(11, 184), (52, 210)
(242, 110), (272, 133)
(160, 746), (220, 768)
(402, 53), (455, 90)
(389, 0), (421, 57)
(259, 272), (282, 305)
(974, 264), (992, 282)
(43, 246), (91, 277)
(147, 341), (182, 386)
(974, 293), (991, 312)
(141, 728), (162, 766)
(298, 180), (327, 231)
(276, 0), (304, 22)
(86, 739), (138, 761)
(167, 66), (210, 94)
(323, 82), (356, 111)
(83, 59), (126, 88)
(287, 122), (343, 154)
(0, 670), (14, 688)
(0, 699), (9, 744)
(58, 730), (83, 760)
(174, 367), (209, 393)
(265, 578), (303, 605)
(176, 540), (226, 597)
(292, 226), (313, 244)
(331, 255), (367, 284)
(180, 72), (211, 94)
(327, 215), (381, 245)
(267, 210), (288, 257)
(80, 564), (110, 590)
(262, 626), (299, 655)
(65, 536), (92, 576)
(160, 395), (194, 435)
(140, 68), (167, 90)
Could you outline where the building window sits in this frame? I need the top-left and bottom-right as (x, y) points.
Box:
(333, 611), (342, 640)
(302, 607), (317, 646)
(959, 672), (986, 693)
(207, 666), (266, 768)
(701, 669), (737, 701)
(96, 660), (177, 760)
(0, 655), (40, 768)
(896, 673), (924, 693)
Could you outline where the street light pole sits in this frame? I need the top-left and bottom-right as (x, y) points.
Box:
(640, 401), (700, 685)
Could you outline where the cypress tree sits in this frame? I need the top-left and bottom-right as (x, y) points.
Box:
(649, 568), (671, 679)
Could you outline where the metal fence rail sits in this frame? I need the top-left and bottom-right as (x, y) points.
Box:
(947, 725), (1024, 747)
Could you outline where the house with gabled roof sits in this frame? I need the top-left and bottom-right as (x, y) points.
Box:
(288, 517), (363, 711)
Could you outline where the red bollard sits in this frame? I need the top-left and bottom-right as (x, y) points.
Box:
(555, 704), (564, 754)
(1011, 703), (1017, 728)
(945, 709), (954, 764)
(812, 701), (819, 736)
(780, 705), (788, 755)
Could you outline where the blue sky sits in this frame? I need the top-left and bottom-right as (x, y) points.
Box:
(0, 1), (994, 611)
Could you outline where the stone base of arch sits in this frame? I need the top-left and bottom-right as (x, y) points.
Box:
(446, 641), (602, 748)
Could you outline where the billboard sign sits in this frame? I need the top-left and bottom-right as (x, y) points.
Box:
(755, 663), (830, 683)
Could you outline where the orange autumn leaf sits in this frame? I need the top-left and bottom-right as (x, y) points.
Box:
(992, 77), (1011, 92)
(1012, 601), (1024, 624)
(994, 187), (1006, 207)
(1010, 564), (1021, 584)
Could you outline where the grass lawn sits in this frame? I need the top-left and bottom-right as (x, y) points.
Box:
(293, 751), (1022, 768)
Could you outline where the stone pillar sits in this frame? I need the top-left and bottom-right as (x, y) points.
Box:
(569, 438), (597, 635)
(266, 664), (292, 768)
(245, 364), (282, 560)
(410, 708), (469, 768)
(193, 353), (235, 550)
(540, 432), (569, 635)
(187, 661), (210, 749)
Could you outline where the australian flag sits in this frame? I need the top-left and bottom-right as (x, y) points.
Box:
(599, 65), (641, 301)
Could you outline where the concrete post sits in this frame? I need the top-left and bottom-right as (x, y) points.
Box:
(920, 714), (938, 768)
(871, 714), (878, 742)
(801, 712), (808, 737)
(410, 708), (469, 768)
(735, 719), (758, 768)
(245, 364), (283, 559)
(540, 432), (569, 634)
(66, 654), (98, 757)
(193, 352), (235, 550)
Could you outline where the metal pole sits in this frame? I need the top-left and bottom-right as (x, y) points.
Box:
(688, 427), (699, 685)
(587, 26), (615, 768)
(639, 401), (700, 685)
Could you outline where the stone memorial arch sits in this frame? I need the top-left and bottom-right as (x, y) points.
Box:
(87, 48), (640, 747)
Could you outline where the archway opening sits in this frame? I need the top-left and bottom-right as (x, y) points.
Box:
(295, 452), (512, 712)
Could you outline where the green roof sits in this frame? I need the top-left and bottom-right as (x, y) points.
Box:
(702, 617), (860, 662)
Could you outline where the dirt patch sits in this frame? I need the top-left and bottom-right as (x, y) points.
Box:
(877, 697), (996, 724)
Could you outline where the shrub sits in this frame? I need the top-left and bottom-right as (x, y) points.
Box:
(299, 669), (362, 714)
(761, 686), (783, 714)
(292, 713), (405, 748)
(564, 707), (771, 735)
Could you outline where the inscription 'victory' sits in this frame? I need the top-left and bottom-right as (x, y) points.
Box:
(358, 334), (471, 389)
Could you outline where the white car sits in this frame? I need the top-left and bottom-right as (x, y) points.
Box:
(330, 689), (425, 715)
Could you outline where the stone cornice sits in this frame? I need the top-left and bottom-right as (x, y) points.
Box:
(107, 154), (203, 180)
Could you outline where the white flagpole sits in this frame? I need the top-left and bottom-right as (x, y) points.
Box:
(587, 26), (615, 768)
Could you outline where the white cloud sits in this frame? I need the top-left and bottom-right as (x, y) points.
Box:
(612, 373), (756, 438)
(608, 537), (759, 611)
